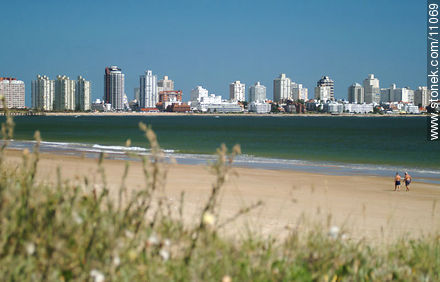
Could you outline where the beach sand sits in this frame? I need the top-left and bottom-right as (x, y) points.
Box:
(5, 149), (440, 242)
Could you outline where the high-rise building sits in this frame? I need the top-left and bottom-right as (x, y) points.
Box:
(314, 86), (332, 102)
(273, 73), (292, 102)
(291, 82), (308, 101)
(104, 66), (125, 110)
(363, 74), (380, 104)
(157, 75), (174, 92)
(0, 77), (25, 109)
(317, 76), (334, 100)
(414, 86), (430, 108)
(348, 83), (364, 103)
(134, 87), (140, 101)
(392, 87), (414, 103)
(54, 75), (75, 111)
(229, 81), (245, 101)
(32, 75), (54, 110)
(190, 86), (209, 102)
(249, 81), (266, 102)
(75, 76), (91, 111)
(139, 70), (158, 108)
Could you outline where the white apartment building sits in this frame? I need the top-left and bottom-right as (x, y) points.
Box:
(139, 70), (158, 108)
(249, 81), (266, 102)
(348, 83), (364, 103)
(104, 66), (125, 110)
(414, 86), (430, 108)
(248, 101), (271, 114)
(157, 75), (174, 92)
(32, 75), (54, 110)
(363, 74), (380, 104)
(273, 73), (291, 102)
(0, 78), (25, 109)
(54, 75), (76, 111)
(291, 82), (308, 101)
(229, 80), (245, 101)
(75, 76), (91, 111)
(381, 84), (414, 103)
(317, 76), (334, 100)
(314, 86), (332, 102)
(190, 86), (209, 102)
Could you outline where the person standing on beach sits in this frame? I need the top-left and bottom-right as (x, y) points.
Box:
(394, 173), (401, 191)
(404, 172), (412, 191)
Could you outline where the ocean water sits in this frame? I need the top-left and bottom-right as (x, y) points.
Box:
(3, 115), (440, 181)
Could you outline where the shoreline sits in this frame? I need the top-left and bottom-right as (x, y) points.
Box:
(4, 149), (440, 241)
(36, 112), (427, 117)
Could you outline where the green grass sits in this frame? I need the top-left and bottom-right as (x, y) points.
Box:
(0, 105), (439, 281)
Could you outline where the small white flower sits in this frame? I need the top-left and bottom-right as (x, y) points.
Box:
(159, 249), (169, 261)
(125, 230), (134, 239)
(203, 212), (215, 226)
(72, 212), (83, 225)
(90, 269), (105, 282)
(25, 242), (35, 255)
(163, 239), (171, 247)
(147, 233), (159, 245)
(328, 226), (340, 239)
(113, 255), (121, 267)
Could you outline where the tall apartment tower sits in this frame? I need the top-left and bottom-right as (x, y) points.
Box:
(317, 76), (334, 100)
(348, 83), (365, 103)
(190, 86), (209, 102)
(75, 76), (91, 111)
(273, 73), (292, 102)
(249, 81), (266, 102)
(229, 80), (245, 101)
(414, 86), (430, 108)
(104, 66), (125, 110)
(139, 70), (158, 108)
(291, 82), (308, 101)
(157, 75), (174, 92)
(314, 86), (332, 102)
(32, 75), (54, 110)
(54, 75), (75, 111)
(0, 77), (25, 109)
(363, 74), (380, 104)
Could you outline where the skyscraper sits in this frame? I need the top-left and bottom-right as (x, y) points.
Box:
(317, 76), (334, 100)
(0, 77), (25, 109)
(32, 75), (54, 110)
(314, 86), (331, 102)
(104, 66), (125, 110)
(273, 74), (291, 102)
(139, 70), (158, 108)
(54, 75), (75, 111)
(249, 82), (266, 102)
(229, 81), (245, 101)
(76, 76), (91, 111)
(348, 83), (364, 103)
(363, 74), (380, 104)
(291, 82), (308, 101)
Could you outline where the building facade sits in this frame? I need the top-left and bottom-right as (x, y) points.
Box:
(348, 83), (364, 103)
(314, 86), (332, 102)
(273, 73), (291, 102)
(32, 75), (54, 110)
(414, 86), (430, 108)
(363, 74), (380, 104)
(317, 76), (334, 100)
(249, 81), (266, 102)
(229, 80), (245, 101)
(0, 77), (25, 109)
(54, 75), (75, 111)
(104, 66), (125, 110)
(75, 76), (91, 111)
(157, 75), (174, 92)
(139, 70), (158, 108)
(291, 82), (308, 101)
(190, 86), (209, 102)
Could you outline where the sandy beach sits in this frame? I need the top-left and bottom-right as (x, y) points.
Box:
(5, 149), (440, 242)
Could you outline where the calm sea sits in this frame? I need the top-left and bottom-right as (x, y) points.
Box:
(4, 115), (440, 181)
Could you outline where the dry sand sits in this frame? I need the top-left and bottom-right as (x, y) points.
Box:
(5, 150), (440, 242)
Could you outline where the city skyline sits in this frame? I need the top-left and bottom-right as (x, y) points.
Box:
(0, 0), (425, 106)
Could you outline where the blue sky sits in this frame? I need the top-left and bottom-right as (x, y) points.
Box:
(0, 0), (425, 105)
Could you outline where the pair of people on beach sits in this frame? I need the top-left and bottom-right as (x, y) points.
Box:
(394, 172), (411, 191)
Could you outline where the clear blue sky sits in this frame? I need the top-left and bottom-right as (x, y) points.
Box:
(0, 0), (425, 105)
